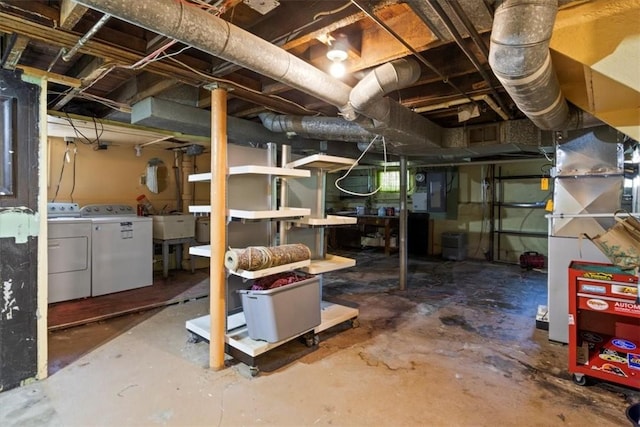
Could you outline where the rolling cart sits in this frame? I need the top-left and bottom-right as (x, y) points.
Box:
(568, 261), (640, 389)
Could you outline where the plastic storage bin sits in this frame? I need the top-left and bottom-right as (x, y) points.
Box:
(238, 276), (321, 343)
(196, 217), (210, 243)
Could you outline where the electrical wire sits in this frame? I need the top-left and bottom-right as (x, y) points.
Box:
(69, 144), (77, 202)
(334, 135), (388, 197)
(51, 145), (70, 202)
(64, 112), (104, 146)
(313, 2), (352, 20)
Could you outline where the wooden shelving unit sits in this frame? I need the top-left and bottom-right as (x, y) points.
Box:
(186, 144), (358, 375)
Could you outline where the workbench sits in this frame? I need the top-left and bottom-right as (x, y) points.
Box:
(355, 215), (399, 256)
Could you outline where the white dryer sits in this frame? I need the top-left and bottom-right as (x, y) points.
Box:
(47, 203), (92, 303)
(81, 204), (153, 296)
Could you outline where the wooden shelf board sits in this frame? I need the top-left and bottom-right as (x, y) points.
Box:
(189, 166), (311, 182)
(185, 314), (313, 358)
(188, 172), (212, 182)
(189, 207), (311, 219)
(186, 301), (358, 357)
(293, 215), (357, 226)
(303, 254), (356, 274)
(286, 154), (356, 172)
(315, 301), (359, 333)
(189, 245), (211, 257)
(229, 165), (310, 177)
(228, 207), (310, 219)
(228, 259), (311, 279)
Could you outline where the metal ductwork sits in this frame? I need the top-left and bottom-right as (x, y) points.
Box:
(258, 113), (377, 143)
(258, 59), (442, 149)
(77, 0), (350, 107)
(343, 59), (442, 148)
(76, 0), (441, 148)
(489, 0), (577, 130)
(344, 59), (421, 122)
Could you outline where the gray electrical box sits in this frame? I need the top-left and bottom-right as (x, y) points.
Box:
(412, 192), (428, 211)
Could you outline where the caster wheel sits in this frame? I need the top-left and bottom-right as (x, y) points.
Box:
(572, 373), (588, 386)
(187, 332), (202, 344)
(351, 319), (360, 328)
(305, 336), (314, 347)
(249, 366), (260, 377)
(313, 334), (320, 345)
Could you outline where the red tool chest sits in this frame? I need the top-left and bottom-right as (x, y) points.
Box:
(568, 261), (640, 389)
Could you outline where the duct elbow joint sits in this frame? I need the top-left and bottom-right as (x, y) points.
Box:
(340, 105), (358, 122)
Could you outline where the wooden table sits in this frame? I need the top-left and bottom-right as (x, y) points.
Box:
(355, 215), (399, 256)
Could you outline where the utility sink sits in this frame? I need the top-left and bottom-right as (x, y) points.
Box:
(152, 215), (195, 240)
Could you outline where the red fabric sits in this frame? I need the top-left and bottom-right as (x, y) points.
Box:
(251, 273), (306, 290)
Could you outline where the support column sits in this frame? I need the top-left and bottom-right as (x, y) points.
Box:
(181, 155), (194, 270)
(209, 85), (227, 370)
(399, 156), (408, 290)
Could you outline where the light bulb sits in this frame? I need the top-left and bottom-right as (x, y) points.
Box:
(329, 61), (346, 78)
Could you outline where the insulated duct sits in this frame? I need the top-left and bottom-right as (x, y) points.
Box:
(258, 113), (377, 143)
(260, 59), (442, 148)
(488, 0), (576, 130)
(344, 59), (421, 122)
(76, 0), (442, 148)
(345, 59), (442, 148)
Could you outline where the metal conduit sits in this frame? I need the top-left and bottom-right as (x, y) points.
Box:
(62, 13), (111, 62)
(446, 0), (490, 59)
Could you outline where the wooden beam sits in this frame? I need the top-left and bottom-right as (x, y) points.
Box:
(17, 65), (81, 87)
(59, 0), (88, 30)
(2, 34), (29, 70)
(51, 57), (111, 110)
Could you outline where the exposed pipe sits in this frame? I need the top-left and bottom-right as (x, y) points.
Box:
(76, 0), (440, 147)
(426, 0), (512, 119)
(62, 13), (111, 62)
(488, 0), (575, 130)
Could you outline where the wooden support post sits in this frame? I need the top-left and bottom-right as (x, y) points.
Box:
(209, 85), (227, 370)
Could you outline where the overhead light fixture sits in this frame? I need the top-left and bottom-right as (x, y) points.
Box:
(329, 61), (346, 78)
(326, 34), (349, 78)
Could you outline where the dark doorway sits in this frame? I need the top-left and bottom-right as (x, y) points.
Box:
(0, 70), (40, 391)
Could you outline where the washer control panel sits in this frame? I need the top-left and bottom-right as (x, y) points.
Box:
(80, 204), (136, 217)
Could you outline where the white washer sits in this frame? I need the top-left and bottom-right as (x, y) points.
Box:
(81, 204), (153, 296)
(48, 203), (92, 303)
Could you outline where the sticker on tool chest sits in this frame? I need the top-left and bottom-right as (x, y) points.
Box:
(629, 353), (640, 370)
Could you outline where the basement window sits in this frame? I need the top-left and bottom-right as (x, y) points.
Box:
(378, 171), (400, 192)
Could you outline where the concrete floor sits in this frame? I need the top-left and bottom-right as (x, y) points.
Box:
(1, 249), (639, 426)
